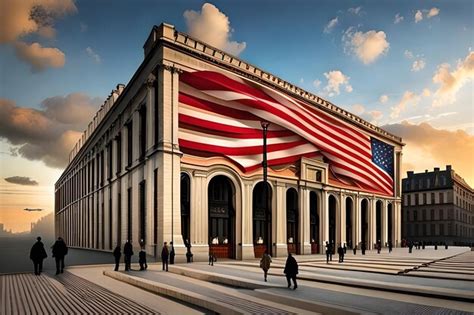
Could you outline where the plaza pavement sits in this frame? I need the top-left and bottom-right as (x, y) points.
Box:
(1, 247), (473, 314)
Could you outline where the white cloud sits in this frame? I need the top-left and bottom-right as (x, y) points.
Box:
(184, 3), (246, 55)
(352, 104), (365, 115)
(368, 110), (383, 123)
(348, 7), (362, 15)
(85, 47), (101, 63)
(415, 10), (423, 23)
(394, 13), (404, 24)
(343, 28), (390, 64)
(432, 51), (474, 107)
(300, 78), (304, 84)
(324, 17), (339, 33)
(323, 70), (352, 96)
(404, 50), (414, 59)
(390, 91), (421, 119)
(312, 79), (321, 88)
(411, 59), (426, 72)
(427, 7), (440, 18)
(379, 95), (389, 103)
(14, 42), (65, 72)
(422, 88), (431, 97)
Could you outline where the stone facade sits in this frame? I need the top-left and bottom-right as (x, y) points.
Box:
(55, 24), (403, 261)
(402, 165), (474, 246)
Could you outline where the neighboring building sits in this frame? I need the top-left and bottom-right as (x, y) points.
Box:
(402, 165), (474, 246)
(55, 23), (403, 261)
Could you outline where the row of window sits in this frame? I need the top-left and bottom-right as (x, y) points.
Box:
(406, 209), (474, 224)
(403, 192), (445, 206)
(57, 104), (150, 211)
(406, 223), (474, 238)
(404, 175), (447, 191)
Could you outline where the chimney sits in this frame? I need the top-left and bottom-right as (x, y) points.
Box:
(446, 165), (452, 171)
(425, 170), (428, 173)
(407, 171), (414, 177)
(434, 167), (440, 172)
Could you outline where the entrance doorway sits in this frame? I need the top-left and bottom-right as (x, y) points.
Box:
(286, 188), (299, 254)
(310, 191), (319, 253)
(253, 182), (272, 257)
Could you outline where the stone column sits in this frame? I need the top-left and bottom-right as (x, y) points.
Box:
(321, 190), (329, 246)
(241, 181), (254, 259)
(190, 170), (209, 261)
(395, 201), (402, 247)
(275, 181), (287, 257)
(299, 185), (311, 255)
(340, 192), (346, 247)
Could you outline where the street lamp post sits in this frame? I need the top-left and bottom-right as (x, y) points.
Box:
(261, 121), (270, 254)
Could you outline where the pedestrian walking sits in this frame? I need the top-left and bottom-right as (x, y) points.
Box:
(343, 243), (347, 254)
(113, 244), (121, 271)
(260, 249), (272, 282)
(124, 240), (134, 271)
(185, 239), (193, 263)
(30, 236), (47, 275)
(361, 242), (366, 255)
(139, 248), (148, 271)
(353, 245), (357, 255)
(169, 241), (175, 265)
(337, 243), (344, 263)
(325, 241), (331, 263)
(388, 240), (393, 253)
(408, 241), (413, 253)
(51, 237), (68, 275)
(422, 241), (425, 250)
(434, 243), (438, 250)
(377, 240), (381, 254)
(445, 242), (448, 250)
(161, 242), (169, 271)
(283, 253), (298, 290)
(208, 249), (215, 266)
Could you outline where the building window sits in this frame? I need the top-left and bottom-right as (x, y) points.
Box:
(423, 224), (427, 236)
(439, 192), (444, 204)
(107, 142), (112, 180)
(422, 209), (426, 221)
(414, 210), (418, 221)
(422, 193), (426, 205)
(415, 194), (419, 205)
(127, 121), (133, 167)
(439, 209), (444, 220)
(431, 224), (436, 235)
(408, 194), (412, 206)
(139, 180), (146, 244)
(439, 224), (444, 236)
(116, 133), (122, 174)
(139, 105), (147, 159)
(127, 187), (132, 241)
(100, 150), (104, 187)
(430, 209), (434, 220)
(431, 193), (435, 204)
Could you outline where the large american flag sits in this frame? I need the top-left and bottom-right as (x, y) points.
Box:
(178, 70), (394, 196)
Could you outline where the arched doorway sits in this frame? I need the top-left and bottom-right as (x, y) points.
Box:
(180, 173), (190, 245)
(346, 197), (353, 249)
(310, 191), (319, 254)
(253, 182), (272, 257)
(387, 203), (393, 245)
(286, 188), (299, 254)
(328, 195), (337, 253)
(208, 175), (235, 259)
(361, 199), (369, 248)
(376, 200), (383, 245)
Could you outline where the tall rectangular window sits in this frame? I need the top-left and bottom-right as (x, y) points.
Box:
(127, 187), (132, 241)
(439, 209), (444, 220)
(139, 180), (146, 243)
(107, 142), (112, 180)
(415, 194), (419, 205)
(127, 122), (133, 167)
(439, 224), (444, 236)
(154, 169), (158, 244)
(139, 106), (147, 159)
(117, 192), (122, 245)
(109, 194), (112, 250)
(439, 192), (444, 204)
(422, 193), (426, 205)
(154, 74), (159, 146)
(100, 150), (104, 187)
(116, 133), (122, 174)
(431, 193), (435, 204)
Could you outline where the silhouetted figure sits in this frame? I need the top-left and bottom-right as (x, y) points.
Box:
(284, 253), (298, 290)
(434, 243), (438, 250)
(260, 249), (272, 282)
(123, 240), (134, 271)
(185, 239), (193, 263)
(139, 248), (147, 271)
(388, 241), (393, 253)
(353, 245), (357, 255)
(377, 240), (381, 254)
(113, 245), (121, 271)
(343, 243), (347, 254)
(445, 242), (448, 250)
(52, 237), (68, 275)
(408, 241), (413, 253)
(337, 244), (344, 263)
(208, 249), (215, 266)
(161, 242), (169, 271)
(361, 242), (366, 255)
(325, 241), (331, 263)
(30, 237), (47, 275)
(169, 242), (175, 265)
(422, 241), (425, 250)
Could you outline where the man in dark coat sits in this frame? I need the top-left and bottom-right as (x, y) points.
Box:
(185, 239), (193, 263)
(361, 242), (366, 255)
(376, 240), (381, 254)
(283, 253), (298, 290)
(388, 240), (393, 253)
(337, 243), (344, 263)
(169, 241), (175, 265)
(52, 237), (68, 275)
(113, 244), (121, 271)
(30, 237), (47, 275)
(123, 240), (134, 271)
(353, 245), (357, 255)
(139, 248), (148, 271)
(161, 242), (169, 271)
(325, 241), (330, 263)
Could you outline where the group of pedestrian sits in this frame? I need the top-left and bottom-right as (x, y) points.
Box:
(258, 250), (298, 289)
(30, 236), (68, 276)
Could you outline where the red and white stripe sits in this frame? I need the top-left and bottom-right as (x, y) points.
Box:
(178, 71), (394, 196)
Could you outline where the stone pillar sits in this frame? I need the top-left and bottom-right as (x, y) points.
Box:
(241, 181), (254, 259)
(190, 170), (209, 261)
(321, 190), (329, 246)
(340, 192), (346, 247)
(299, 185), (311, 255)
(157, 64), (185, 261)
(395, 201), (402, 247)
(274, 181), (287, 257)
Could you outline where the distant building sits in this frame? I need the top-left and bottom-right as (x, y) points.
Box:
(402, 165), (474, 246)
(55, 23), (403, 261)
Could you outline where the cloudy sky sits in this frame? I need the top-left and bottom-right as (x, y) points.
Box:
(0, 0), (473, 233)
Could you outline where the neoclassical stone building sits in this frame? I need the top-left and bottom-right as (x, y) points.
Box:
(55, 24), (403, 261)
